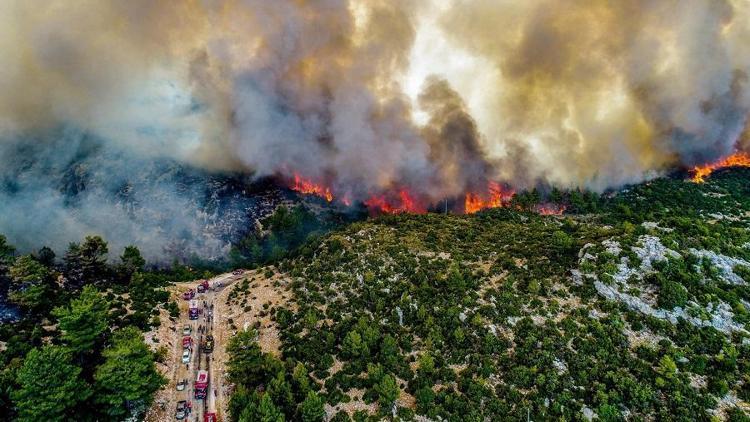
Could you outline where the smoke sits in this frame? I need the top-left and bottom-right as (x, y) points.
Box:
(0, 129), (269, 262)
(438, 0), (750, 189)
(1, 0), (749, 258)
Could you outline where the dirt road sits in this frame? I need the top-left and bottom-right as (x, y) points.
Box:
(146, 271), (248, 422)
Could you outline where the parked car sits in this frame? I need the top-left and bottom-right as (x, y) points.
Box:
(182, 325), (191, 336)
(176, 379), (187, 391)
(181, 349), (191, 364)
(176, 401), (187, 420)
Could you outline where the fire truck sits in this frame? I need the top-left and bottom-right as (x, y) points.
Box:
(188, 300), (200, 320)
(196, 279), (210, 293)
(182, 289), (195, 300)
(202, 335), (214, 353)
(194, 370), (209, 399)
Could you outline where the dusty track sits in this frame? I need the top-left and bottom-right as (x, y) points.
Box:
(145, 271), (249, 422)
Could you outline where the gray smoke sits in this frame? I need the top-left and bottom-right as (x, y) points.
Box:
(1, 0), (750, 259)
(0, 129), (271, 262)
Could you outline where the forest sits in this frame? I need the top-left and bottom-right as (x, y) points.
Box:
(1, 169), (749, 421)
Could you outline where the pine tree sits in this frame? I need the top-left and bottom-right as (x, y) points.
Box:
(93, 327), (166, 419)
(13, 346), (90, 422)
(300, 391), (325, 422)
(239, 393), (284, 422)
(36, 246), (56, 267)
(258, 393), (285, 422)
(0, 234), (15, 269)
(0, 235), (15, 287)
(8, 255), (51, 310)
(292, 362), (311, 399)
(227, 329), (282, 387)
(374, 374), (400, 413)
(53, 285), (110, 355)
(119, 245), (145, 278)
(268, 371), (295, 416)
(63, 236), (109, 288)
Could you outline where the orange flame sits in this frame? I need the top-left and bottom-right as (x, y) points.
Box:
(464, 182), (515, 214)
(690, 152), (750, 183)
(536, 203), (567, 215)
(365, 189), (425, 214)
(291, 173), (333, 202)
(288, 174), (565, 216)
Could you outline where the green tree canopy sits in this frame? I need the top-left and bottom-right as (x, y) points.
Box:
(64, 236), (109, 288)
(0, 234), (15, 268)
(93, 327), (166, 419)
(13, 346), (90, 422)
(119, 245), (145, 277)
(300, 391), (325, 422)
(53, 285), (110, 354)
(227, 329), (282, 388)
(8, 255), (52, 310)
(239, 393), (285, 422)
(374, 374), (400, 413)
(36, 246), (56, 267)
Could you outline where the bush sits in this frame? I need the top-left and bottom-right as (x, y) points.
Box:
(657, 280), (688, 309)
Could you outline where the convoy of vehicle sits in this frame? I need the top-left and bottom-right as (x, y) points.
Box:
(175, 276), (230, 420)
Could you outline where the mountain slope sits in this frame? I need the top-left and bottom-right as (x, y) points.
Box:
(224, 169), (750, 421)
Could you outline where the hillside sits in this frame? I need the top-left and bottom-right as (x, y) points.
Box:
(2, 169), (750, 421)
(222, 169), (750, 421)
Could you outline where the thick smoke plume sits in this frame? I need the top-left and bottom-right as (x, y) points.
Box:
(1, 0), (749, 259)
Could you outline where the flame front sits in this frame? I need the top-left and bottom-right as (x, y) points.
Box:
(292, 173), (333, 202)
(536, 204), (567, 216)
(365, 189), (425, 214)
(464, 182), (515, 214)
(690, 152), (750, 183)
(287, 173), (568, 216)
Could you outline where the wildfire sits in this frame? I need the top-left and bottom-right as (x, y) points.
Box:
(536, 203), (567, 215)
(464, 182), (515, 214)
(690, 152), (750, 183)
(365, 189), (425, 214)
(288, 173), (566, 217)
(291, 173), (333, 202)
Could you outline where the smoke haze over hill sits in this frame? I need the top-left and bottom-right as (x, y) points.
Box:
(1, 0), (750, 258)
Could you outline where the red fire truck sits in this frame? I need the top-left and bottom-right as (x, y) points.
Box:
(188, 300), (200, 320)
(194, 370), (209, 399)
(196, 279), (210, 293)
